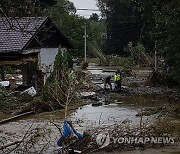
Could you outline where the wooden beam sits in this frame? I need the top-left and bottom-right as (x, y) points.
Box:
(0, 111), (34, 124)
(0, 57), (37, 66)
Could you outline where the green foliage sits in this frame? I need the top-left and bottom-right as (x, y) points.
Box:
(88, 19), (106, 52)
(89, 13), (99, 21)
(53, 48), (63, 70)
(19, 93), (35, 103)
(48, 0), (85, 56)
(0, 86), (7, 98)
(43, 47), (78, 107)
(0, 87), (36, 111)
(0, 66), (16, 74)
(107, 55), (133, 69)
(141, 0), (180, 84)
(81, 62), (89, 70)
(39, 0), (57, 7)
(97, 0), (143, 55)
(126, 42), (151, 65)
(0, 0), (45, 17)
(53, 47), (73, 70)
(97, 0), (180, 84)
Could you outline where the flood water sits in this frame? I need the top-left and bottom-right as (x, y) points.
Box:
(67, 64), (168, 132)
(0, 65), (172, 153)
(68, 93), (168, 131)
(69, 103), (152, 130)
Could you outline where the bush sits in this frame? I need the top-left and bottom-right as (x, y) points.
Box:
(107, 55), (133, 68)
(81, 62), (89, 69)
(0, 86), (7, 97)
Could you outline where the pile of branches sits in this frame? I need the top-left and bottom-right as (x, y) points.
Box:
(0, 123), (54, 153)
(42, 66), (87, 111)
(1, 116), (179, 153)
(0, 86), (35, 113)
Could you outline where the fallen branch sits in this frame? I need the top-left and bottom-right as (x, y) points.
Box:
(0, 111), (34, 124)
(0, 140), (23, 150)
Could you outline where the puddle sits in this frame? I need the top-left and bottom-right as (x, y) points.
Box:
(68, 94), (168, 131)
(69, 104), (140, 128)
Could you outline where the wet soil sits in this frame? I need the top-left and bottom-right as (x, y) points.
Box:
(94, 142), (180, 154)
(0, 64), (180, 153)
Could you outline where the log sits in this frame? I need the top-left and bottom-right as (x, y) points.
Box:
(102, 69), (116, 72)
(0, 140), (23, 150)
(0, 111), (34, 124)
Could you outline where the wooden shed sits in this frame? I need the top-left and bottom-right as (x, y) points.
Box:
(0, 17), (72, 90)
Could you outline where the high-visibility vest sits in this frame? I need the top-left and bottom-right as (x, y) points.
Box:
(114, 74), (121, 81)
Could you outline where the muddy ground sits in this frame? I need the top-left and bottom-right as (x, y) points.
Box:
(0, 64), (180, 153)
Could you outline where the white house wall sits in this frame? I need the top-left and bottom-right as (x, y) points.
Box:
(38, 48), (58, 84)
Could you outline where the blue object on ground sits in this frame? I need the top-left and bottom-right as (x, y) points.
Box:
(57, 121), (83, 147)
(63, 121), (72, 136)
(72, 128), (83, 142)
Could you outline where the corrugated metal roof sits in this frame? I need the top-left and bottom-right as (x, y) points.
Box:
(0, 17), (47, 53)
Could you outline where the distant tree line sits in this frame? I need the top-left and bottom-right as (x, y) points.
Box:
(0, 0), (105, 57)
(97, 0), (180, 84)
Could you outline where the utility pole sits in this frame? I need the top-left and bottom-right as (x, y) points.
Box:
(155, 49), (158, 72)
(84, 23), (87, 62)
(155, 24), (158, 72)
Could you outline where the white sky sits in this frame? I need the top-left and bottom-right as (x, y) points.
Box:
(69, 0), (100, 18)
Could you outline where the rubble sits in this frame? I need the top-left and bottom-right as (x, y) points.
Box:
(0, 81), (9, 87)
(135, 107), (160, 117)
(80, 92), (96, 99)
(21, 86), (37, 97)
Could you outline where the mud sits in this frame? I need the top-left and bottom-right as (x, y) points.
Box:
(0, 64), (180, 153)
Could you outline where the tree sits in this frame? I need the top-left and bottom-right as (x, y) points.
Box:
(0, 0), (87, 56)
(97, 0), (144, 55)
(47, 0), (87, 56)
(0, 0), (58, 17)
(89, 13), (99, 21)
(140, 0), (180, 84)
(87, 19), (106, 54)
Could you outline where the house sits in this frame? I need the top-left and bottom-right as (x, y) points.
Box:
(0, 17), (72, 91)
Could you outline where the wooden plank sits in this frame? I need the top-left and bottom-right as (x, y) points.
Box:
(102, 69), (116, 72)
(0, 111), (34, 124)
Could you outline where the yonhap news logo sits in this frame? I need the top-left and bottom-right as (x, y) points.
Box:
(112, 136), (175, 145)
(96, 132), (175, 148)
(96, 132), (110, 149)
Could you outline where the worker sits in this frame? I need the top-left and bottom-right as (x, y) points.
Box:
(104, 76), (112, 91)
(114, 69), (122, 91)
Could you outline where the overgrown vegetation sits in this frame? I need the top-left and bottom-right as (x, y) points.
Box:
(0, 1), (180, 153)
(1, 115), (179, 153)
(0, 87), (35, 112)
(96, 0), (180, 85)
(0, 48), (87, 114)
(1, 0), (180, 84)
(43, 48), (87, 112)
(107, 55), (133, 69)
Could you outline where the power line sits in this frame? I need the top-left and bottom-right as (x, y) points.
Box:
(107, 27), (141, 33)
(99, 24), (144, 34)
(53, 5), (100, 11)
(77, 14), (96, 17)
(84, 23), (87, 62)
(76, 8), (100, 11)
(77, 14), (91, 17)
(107, 23), (144, 31)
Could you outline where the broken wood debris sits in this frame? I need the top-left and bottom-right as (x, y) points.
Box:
(0, 111), (34, 124)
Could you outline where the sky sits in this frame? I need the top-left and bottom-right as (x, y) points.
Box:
(69, 0), (100, 18)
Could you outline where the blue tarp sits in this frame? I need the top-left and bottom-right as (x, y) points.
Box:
(57, 121), (83, 147)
